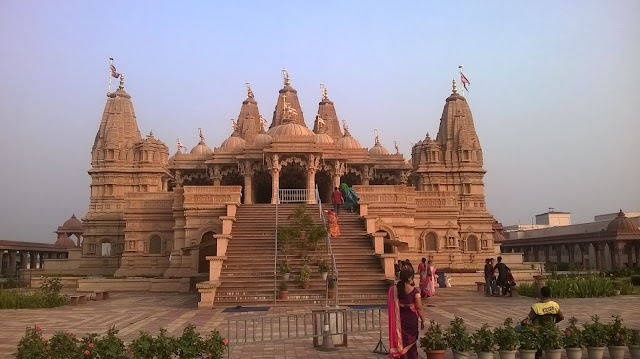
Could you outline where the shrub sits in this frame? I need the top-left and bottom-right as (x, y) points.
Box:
(16, 327), (49, 359)
(446, 316), (473, 353)
(278, 260), (290, 274)
(606, 315), (630, 346)
(517, 275), (635, 298)
(318, 260), (330, 273)
(516, 282), (536, 297)
(420, 320), (448, 351)
(583, 315), (609, 347)
(0, 276), (69, 309)
(79, 333), (99, 359)
(129, 331), (154, 359)
(299, 265), (311, 283)
(629, 329), (640, 346)
(613, 277), (634, 295)
(49, 331), (80, 358)
(95, 326), (125, 359)
(278, 281), (288, 292)
(152, 328), (177, 359)
(472, 324), (497, 353)
(518, 320), (540, 350)
(563, 317), (583, 348)
(200, 330), (228, 359)
(494, 318), (519, 351)
(539, 321), (564, 350)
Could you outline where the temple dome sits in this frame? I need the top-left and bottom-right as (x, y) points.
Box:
(62, 214), (83, 231)
(190, 140), (213, 155)
(369, 142), (390, 156)
(253, 131), (273, 147)
(220, 133), (247, 151)
(337, 129), (363, 150)
(315, 132), (335, 145)
(267, 122), (315, 139)
(606, 210), (639, 233)
(55, 234), (76, 247)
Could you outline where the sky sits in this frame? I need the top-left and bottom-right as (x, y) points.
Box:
(0, 1), (639, 242)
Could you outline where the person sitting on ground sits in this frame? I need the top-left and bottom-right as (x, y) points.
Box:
(518, 286), (564, 330)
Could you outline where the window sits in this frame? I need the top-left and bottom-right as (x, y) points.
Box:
(467, 235), (479, 251)
(101, 240), (112, 256)
(462, 150), (470, 161)
(149, 235), (162, 254)
(430, 151), (438, 163)
(425, 232), (437, 251)
(105, 184), (114, 196)
(463, 183), (471, 195)
(107, 150), (115, 160)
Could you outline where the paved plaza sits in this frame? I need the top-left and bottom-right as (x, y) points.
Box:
(1, 287), (638, 358)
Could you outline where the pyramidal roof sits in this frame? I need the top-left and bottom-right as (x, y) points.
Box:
(91, 76), (142, 163)
(435, 79), (481, 154)
(270, 70), (306, 128)
(313, 85), (343, 141)
(236, 83), (262, 142)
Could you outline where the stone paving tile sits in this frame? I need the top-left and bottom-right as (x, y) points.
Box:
(0, 287), (639, 358)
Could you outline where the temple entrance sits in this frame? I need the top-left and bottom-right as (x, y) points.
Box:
(279, 162), (306, 189)
(198, 231), (217, 274)
(221, 172), (245, 204)
(315, 171), (332, 203)
(253, 171), (272, 204)
(340, 172), (361, 186)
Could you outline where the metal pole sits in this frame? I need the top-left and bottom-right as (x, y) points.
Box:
(108, 58), (113, 93)
(274, 190), (279, 306)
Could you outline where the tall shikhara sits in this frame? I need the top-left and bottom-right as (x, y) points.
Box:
(82, 77), (170, 274)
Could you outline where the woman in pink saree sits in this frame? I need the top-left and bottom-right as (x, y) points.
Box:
(388, 269), (425, 359)
(425, 260), (437, 297)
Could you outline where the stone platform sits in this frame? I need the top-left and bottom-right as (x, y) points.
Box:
(0, 287), (638, 358)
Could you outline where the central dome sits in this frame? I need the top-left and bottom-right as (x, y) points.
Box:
(267, 122), (315, 139)
(190, 140), (213, 155)
(220, 134), (247, 151)
(337, 128), (363, 150)
(369, 142), (390, 155)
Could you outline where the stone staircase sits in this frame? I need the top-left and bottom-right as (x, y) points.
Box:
(213, 204), (389, 307)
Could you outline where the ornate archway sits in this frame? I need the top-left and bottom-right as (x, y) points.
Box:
(253, 171), (272, 204)
(221, 171), (245, 203)
(315, 170), (332, 203)
(280, 162), (306, 189)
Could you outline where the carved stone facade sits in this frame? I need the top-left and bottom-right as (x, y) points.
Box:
(73, 73), (496, 279)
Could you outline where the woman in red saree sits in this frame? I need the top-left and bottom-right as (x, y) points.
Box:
(388, 269), (425, 359)
(326, 210), (340, 237)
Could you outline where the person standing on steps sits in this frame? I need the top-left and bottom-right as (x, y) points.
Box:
(331, 186), (343, 215)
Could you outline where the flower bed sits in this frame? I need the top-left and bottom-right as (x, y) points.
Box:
(17, 325), (227, 359)
(0, 277), (69, 309)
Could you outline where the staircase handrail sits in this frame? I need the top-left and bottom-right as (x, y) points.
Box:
(315, 185), (339, 307)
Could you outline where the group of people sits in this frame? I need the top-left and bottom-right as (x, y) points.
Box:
(326, 183), (360, 238)
(395, 258), (437, 299)
(484, 256), (516, 297)
(388, 265), (565, 359)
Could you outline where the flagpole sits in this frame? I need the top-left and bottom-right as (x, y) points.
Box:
(108, 57), (114, 94)
(458, 64), (464, 97)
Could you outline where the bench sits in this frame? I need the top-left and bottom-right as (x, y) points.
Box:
(69, 294), (87, 306)
(94, 291), (104, 301)
(475, 281), (486, 292)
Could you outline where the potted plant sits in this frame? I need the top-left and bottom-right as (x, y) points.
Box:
(539, 321), (564, 359)
(95, 326), (125, 359)
(606, 315), (629, 359)
(279, 260), (290, 281)
(564, 317), (584, 359)
(494, 318), (519, 359)
(629, 329), (640, 359)
(420, 320), (448, 359)
(327, 277), (336, 300)
(318, 260), (330, 280)
(299, 265), (311, 289)
(129, 331), (155, 359)
(446, 316), (474, 359)
(278, 281), (288, 300)
(472, 324), (497, 359)
(518, 320), (540, 359)
(583, 315), (608, 359)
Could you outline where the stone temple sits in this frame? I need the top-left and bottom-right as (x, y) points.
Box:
(46, 70), (523, 308)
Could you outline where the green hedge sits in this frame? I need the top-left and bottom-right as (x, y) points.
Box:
(517, 275), (634, 298)
(0, 277), (69, 309)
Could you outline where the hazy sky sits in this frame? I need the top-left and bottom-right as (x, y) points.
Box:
(1, 1), (638, 243)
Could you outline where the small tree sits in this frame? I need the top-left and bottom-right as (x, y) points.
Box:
(446, 316), (473, 353)
(563, 317), (583, 348)
(494, 318), (519, 351)
(583, 315), (608, 348)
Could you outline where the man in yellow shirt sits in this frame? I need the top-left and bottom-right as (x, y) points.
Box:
(526, 286), (565, 325)
(516, 286), (565, 333)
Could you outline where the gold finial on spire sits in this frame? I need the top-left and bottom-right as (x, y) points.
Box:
(452, 78), (457, 93)
(282, 68), (290, 86)
(316, 114), (325, 131)
(119, 74), (125, 90)
(245, 82), (254, 99)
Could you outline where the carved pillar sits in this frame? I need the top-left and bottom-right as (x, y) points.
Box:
(307, 155), (318, 204)
(544, 246), (551, 264)
(579, 244), (589, 270)
(612, 242), (624, 269)
(0, 251), (4, 275)
(568, 244), (576, 268)
(595, 243), (603, 270)
(333, 161), (345, 188)
(533, 246), (540, 262)
(36, 253), (41, 269)
(212, 166), (222, 186)
(8, 251), (16, 272)
(362, 166), (371, 186)
(635, 244), (640, 268)
(242, 161), (253, 205)
(271, 169), (280, 204)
